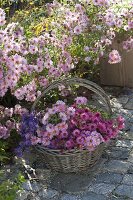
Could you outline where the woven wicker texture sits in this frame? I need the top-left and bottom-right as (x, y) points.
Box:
(32, 78), (112, 173)
(36, 143), (106, 173)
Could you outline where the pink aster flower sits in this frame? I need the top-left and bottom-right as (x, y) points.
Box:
(44, 60), (53, 69)
(56, 100), (66, 106)
(117, 116), (125, 124)
(72, 129), (81, 137)
(84, 57), (91, 63)
(97, 122), (106, 133)
(108, 50), (121, 64)
(37, 129), (45, 137)
(0, 126), (8, 139)
(106, 128), (113, 137)
(0, 66), (3, 79)
(115, 18), (123, 28)
(76, 136), (85, 145)
(34, 65), (44, 73)
(87, 123), (97, 131)
(55, 101), (66, 112)
(65, 139), (75, 149)
(25, 93), (36, 102)
(48, 108), (57, 115)
(84, 46), (90, 52)
(4, 108), (13, 117)
(67, 107), (76, 116)
(42, 137), (50, 146)
(74, 25), (82, 35)
(48, 67), (61, 78)
(56, 122), (68, 131)
(80, 112), (89, 120)
(38, 76), (49, 87)
(0, 8), (6, 26)
(14, 88), (25, 100)
(6, 120), (15, 130)
(128, 20), (133, 29)
(111, 128), (119, 138)
(118, 123), (125, 130)
(59, 131), (68, 139)
(85, 136), (96, 151)
(37, 57), (44, 67)
(70, 119), (78, 127)
(29, 45), (38, 54)
(91, 116), (99, 123)
(31, 136), (40, 145)
(46, 123), (54, 132)
(59, 112), (68, 121)
(44, 131), (54, 139)
(20, 108), (29, 116)
(75, 97), (88, 105)
(93, 0), (109, 7)
(42, 113), (49, 125)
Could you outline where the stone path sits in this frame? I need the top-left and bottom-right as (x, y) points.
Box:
(4, 87), (133, 200)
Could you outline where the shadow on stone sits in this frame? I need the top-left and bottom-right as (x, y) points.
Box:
(49, 159), (106, 194)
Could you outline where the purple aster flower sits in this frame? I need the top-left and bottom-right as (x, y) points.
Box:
(75, 97), (88, 105)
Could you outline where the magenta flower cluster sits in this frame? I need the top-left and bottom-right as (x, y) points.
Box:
(22, 97), (125, 152)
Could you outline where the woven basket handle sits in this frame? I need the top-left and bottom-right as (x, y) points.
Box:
(31, 78), (112, 114)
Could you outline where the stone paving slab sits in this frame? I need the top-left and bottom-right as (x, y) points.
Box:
(80, 192), (107, 200)
(127, 165), (133, 174)
(128, 150), (133, 163)
(104, 147), (130, 160)
(61, 194), (80, 200)
(110, 196), (133, 200)
(115, 140), (133, 149)
(50, 173), (94, 194)
(122, 174), (133, 185)
(22, 181), (41, 192)
(94, 172), (123, 184)
(88, 183), (116, 195)
(103, 160), (132, 173)
(121, 132), (133, 140)
(38, 188), (59, 199)
(124, 98), (133, 110)
(114, 185), (133, 199)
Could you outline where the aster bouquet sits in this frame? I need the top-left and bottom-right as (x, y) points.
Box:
(20, 96), (124, 153)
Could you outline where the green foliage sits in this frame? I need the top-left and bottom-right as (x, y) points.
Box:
(0, 0), (51, 19)
(11, 6), (47, 37)
(0, 171), (25, 200)
(0, 130), (21, 165)
(0, 140), (10, 163)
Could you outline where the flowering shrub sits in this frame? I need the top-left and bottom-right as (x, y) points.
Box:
(0, 104), (29, 161)
(0, 0), (132, 157)
(19, 97), (125, 155)
(0, 1), (133, 101)
(0, 7), (75, 101)
(45, 0), (133, 66)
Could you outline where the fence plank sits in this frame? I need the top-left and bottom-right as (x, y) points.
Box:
(100, 41), (133, 88)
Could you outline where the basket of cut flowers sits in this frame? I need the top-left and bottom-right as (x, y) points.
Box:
(20, 78), (125, 173)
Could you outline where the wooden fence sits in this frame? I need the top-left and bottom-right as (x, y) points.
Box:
(100, 41), (133, 88)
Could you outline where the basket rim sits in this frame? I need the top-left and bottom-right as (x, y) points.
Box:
(35, 142), (106, 157)
(31, 77), (112, 115)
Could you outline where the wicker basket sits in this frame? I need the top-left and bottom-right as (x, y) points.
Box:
(31, 78), (112, 173)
